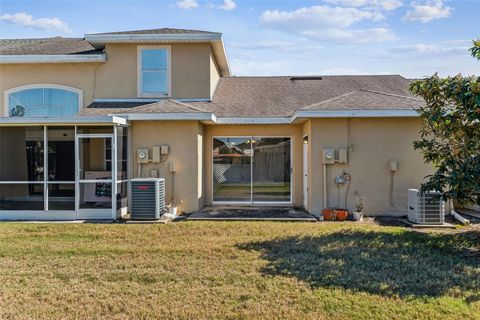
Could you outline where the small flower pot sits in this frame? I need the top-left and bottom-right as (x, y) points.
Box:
(352, 211), (363, 221)
(322, 208), (334, 221)
(334, 209), (348, 221)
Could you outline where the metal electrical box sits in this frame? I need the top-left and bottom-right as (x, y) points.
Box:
(338, 149), (348, 163)
(161, 145), (169, 155)
(131, 178), (165, 220)
(322, 149), (335, 164)
(152, 146), (161, 163)
(137, 149), (149, 164)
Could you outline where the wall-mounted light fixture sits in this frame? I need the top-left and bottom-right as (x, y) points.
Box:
(303, 136), (309, 144)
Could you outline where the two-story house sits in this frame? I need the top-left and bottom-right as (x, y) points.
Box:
(0, 28), (430, 220)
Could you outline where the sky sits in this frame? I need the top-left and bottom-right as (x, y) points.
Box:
(0, 0), (479, 78)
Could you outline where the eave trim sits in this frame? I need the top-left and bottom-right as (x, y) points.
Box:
(84, 34), (222, 43)
(0, 54), (106, 64)
(0, 115), (127, 125)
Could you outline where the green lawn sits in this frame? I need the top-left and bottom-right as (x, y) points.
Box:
(0, 222), (478, 319)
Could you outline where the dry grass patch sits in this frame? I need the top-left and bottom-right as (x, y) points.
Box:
(0, 222), (478, 319)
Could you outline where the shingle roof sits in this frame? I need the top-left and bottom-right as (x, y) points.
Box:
(300, 90), (424, 111)
(80, 99), (212, 116)
(81, 75), (422, 118)
(0, 37), (99, 55)
(87, 28), (221, 35)
(192, 75), (420, 117)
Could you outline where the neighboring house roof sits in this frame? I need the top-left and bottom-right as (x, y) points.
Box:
(82, 75), (423, 119)
(0, 37), (100, 55)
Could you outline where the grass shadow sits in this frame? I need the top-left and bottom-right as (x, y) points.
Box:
(238, 229), (480, 299)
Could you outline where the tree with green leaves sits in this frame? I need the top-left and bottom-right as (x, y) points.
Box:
(409, 40), (480, 206)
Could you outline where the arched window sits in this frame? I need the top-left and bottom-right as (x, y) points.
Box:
(6, 84), (82, 117)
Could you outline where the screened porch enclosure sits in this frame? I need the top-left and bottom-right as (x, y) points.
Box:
(0, 125), (128, 220)
(213, 137), (292, 203)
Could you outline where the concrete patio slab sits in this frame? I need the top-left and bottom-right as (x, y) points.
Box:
(187, 206), (318, 222)
(400, 219), (456, 229)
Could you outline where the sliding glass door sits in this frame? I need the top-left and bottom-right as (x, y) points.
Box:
(212, 137), (252, 202)
(213, 137), (291, 203)
(252, 137), (291, 202)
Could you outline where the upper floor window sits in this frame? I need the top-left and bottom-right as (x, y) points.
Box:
(6, 85), (82, 117)
(138, 46), (171, 97)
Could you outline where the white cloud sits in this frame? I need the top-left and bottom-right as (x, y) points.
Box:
(402, 0), (451, 23)
(215, 0), (237, 11)
(302, 27), (396, 42)
(260, 5), (396, 43)
(231, 40), (296, 51)
(230, 40), (324, 54)
(176, 0), (199, 9)
(0, 12), (72, 33)
(230, 57), (289, 76)
(324, 0), (403, 11)
(387, 42), (470, 57)
(261, 5), (384, 29)
(321, 67), (370, 75)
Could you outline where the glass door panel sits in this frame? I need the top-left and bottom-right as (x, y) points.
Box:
(212, 137), (252, 202)
(252, 138), (291, 202)
(77, 135), (114, 219)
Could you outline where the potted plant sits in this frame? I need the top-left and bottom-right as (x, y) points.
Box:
(321, 208), (334, 221)
(334, 209), (348, 221)
(166, 200), (183, 218)
(352, 197), (364, 221)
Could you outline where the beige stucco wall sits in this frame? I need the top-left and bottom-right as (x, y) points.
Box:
(203, 124), (304, 206)
(209, 53), (220, 99)
(0, 42), (220, 115)
(130, 120), (203, 213)
(0, 63), (99, 115)
(307, 118), (432, 216)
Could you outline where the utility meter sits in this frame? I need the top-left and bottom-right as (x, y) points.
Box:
(137, 149), (149, 164)
(322, 149), (335, 164)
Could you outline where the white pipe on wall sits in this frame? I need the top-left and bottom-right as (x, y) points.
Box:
(323, 164), (327, 208)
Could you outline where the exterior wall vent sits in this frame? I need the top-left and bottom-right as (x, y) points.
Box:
(290, 76), (323, 81)
(408, 189), (445, 224)
(131, 178), (165, 220)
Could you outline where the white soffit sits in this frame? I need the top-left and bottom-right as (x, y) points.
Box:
(293, 109), (418, 119)
(0, 54), (106, 64)
(118, 109), (417, 124)
(0, 116), (127, 125)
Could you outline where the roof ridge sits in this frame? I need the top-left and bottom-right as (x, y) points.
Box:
(0, 37), (83, 41)
(300, 91), (360, 110)
(360, 89), (423, 101)
(167, 99), (210, 112)
(129, 99), (209, 113)
(86, 28), (221, 35)
(223, 74), (406, 79)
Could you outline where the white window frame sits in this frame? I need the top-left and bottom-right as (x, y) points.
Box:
(137, 45), (172, 98)
(211, 135), (293, 205)
(4, 83), (83, 117)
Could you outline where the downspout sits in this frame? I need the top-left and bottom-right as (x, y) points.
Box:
(450, 200), (470, 225)
(323, 164), (327, 208)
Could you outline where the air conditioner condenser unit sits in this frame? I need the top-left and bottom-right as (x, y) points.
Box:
(131, 178), (165, 220)
(408, 189), (445, 225)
